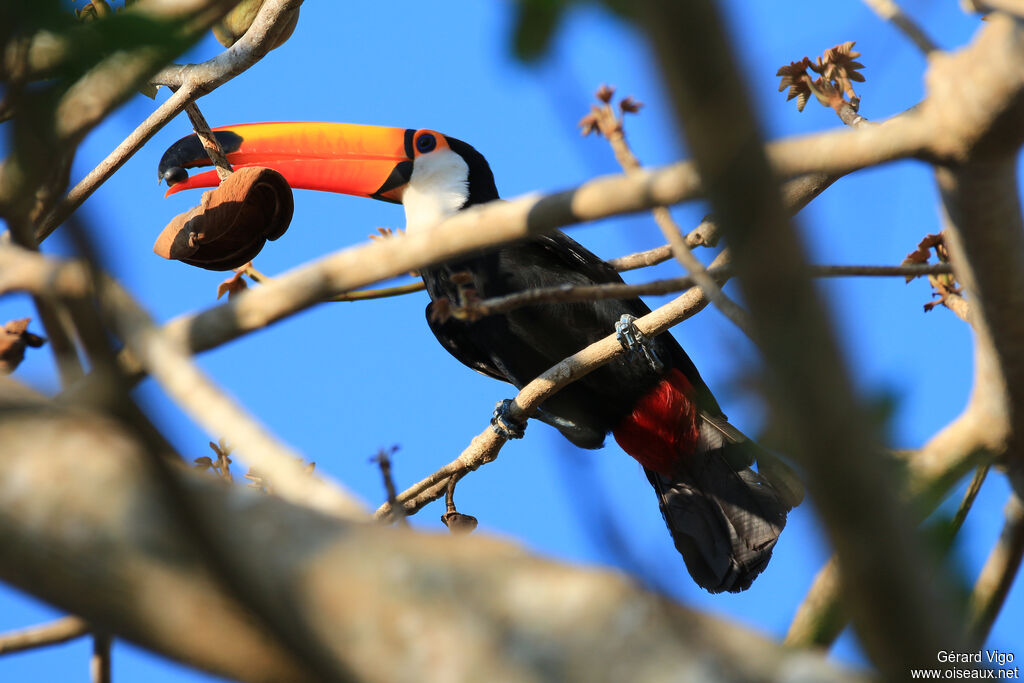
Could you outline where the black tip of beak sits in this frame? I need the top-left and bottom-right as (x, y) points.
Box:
(160, 166), (189, 186)
(157, 130), (244, 185)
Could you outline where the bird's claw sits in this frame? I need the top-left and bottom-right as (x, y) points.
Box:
(490, 399), (526, 440)
(616, 314), (664, 373)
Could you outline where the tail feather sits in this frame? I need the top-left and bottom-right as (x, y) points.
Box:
(614, 369), (798, 593)
(646, 432), (791, 592)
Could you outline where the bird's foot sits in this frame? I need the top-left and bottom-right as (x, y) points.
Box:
(490, 399), (526, 440)
(615, 314), (664, 373)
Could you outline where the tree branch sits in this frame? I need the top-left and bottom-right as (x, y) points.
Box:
(0, 396), (863, 683)
(151, 0), (303, 89)
(589, 99), (755, 337)
(0, 245), (364, 520)
(33, 0), (305, 243)
(969, 492), (1024, 646)
(375, 251), (729, 520)
(784, 17), (1024, 652)
(453, 262), (950, 320)
(861, 0), (940, 56)
(0, 617), (90, 656)
(638, 0), (968, 674)
(56, 112), (944, 404)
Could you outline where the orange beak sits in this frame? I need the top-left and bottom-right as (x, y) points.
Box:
(158, 122), (415, 203)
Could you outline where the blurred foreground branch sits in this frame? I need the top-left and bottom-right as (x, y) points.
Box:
(0, 390), (862, 683)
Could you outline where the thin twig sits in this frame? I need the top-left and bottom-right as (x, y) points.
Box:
(949, 465), (990, 540)
(50, 109), (943, 405)
(0, 244), (364, 519)
(589, 98), (755, 337)
(329, 281), (426, 302)
(0, 616), (90, 655)
(641, 0), (967, 672)
(374, 251), (730, 520)
(656, 226), (753, 336)
(184, 101), (233, 181)
(373, 447), (406, 526)
(609, 170), (851, 272)
(34, 0), (305, 244)
(969, 492), (1024, 646)
(453, 262), (952, 320)
(241, 263), (425, 301)
(940, 290), (972, 324)
(0, 407), (864, 682)
(787, 332), (1006, 648)
(609, 244), (676, 271)
(91, 634), (111, 683)
(861, 0), (941, 55)
(94, 271), (366, 519)
(35, 84), (198, 243)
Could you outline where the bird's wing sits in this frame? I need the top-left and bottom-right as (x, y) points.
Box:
(530, 232), (626, 286)
(425, 301), (508, 382)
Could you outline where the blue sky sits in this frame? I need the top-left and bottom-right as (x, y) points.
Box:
(1, 1), (1019, 679)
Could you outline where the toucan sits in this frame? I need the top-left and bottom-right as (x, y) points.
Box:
(158, 122), (799, 592)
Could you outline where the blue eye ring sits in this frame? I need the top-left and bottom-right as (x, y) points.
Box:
(415, 133), (437, 154)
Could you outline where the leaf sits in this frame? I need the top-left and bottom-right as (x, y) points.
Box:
(0, 318), (47, 374)
(217, 271), (248, 300)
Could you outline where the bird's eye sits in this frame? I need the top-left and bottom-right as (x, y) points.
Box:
(416, 133), (437, 154)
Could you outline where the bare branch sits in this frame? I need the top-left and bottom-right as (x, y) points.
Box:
(152, 0), (304, 89)
(454, 262), (951, 320)
(91, 634), (111, 683)
(950, 465), (990, 538)
(56, 115), (939, 403)
(183, 101), (233, 181)
(34, 0), (306, 243)
(638, 0), (967, 674)
(968, 0), (1024, 16)
(375, 251), (729, 520)
(861, 0), (941, 55)
(969, 492), (1024, 646)
(35, 85), (198, 243)
(372, 447), (406, 526)
(0, 245), (364, 520)
(588, 97), (755, 337)
(610, 170), (844, 272)
(0, 400), (864, 683)
(0, 617), (90, 656)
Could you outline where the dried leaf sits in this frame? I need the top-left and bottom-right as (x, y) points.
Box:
(578, 110), (600, 137)
(903, 233), (944, 265)
(821, 41), (866, 88)
(619, 96), (643, 114)
(595, 84), (615, 103)
(217, 270), (249, 300)
(0, 318), (46, 374)
(776, 60), (814, 112)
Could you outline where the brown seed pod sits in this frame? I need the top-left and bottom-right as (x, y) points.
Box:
(154, 167), (293, 271)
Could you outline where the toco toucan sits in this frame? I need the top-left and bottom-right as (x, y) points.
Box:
(158, 122), (799, 592)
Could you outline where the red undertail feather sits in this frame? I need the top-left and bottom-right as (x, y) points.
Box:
(613, 369), (796, 593)
(612, 368), (700, 475)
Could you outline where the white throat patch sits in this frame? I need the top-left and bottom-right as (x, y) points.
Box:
(402, 149), (470, 233)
